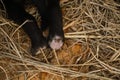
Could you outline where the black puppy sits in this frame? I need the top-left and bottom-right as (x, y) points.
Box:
(3, 0), (64, 55)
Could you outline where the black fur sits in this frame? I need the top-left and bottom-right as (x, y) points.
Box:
(3, 0), (64, 56)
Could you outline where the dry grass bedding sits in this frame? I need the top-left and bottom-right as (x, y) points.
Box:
(0, 0), (120, 80)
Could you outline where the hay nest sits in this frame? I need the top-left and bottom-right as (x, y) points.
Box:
(0, 0), (120, 80)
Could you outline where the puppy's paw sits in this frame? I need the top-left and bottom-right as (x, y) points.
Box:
(31, 38), (47, 56)
(48, 35), (64, 50)
(31, 46), (46, 56)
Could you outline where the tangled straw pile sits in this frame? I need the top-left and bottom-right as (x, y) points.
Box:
(0, 0), (120, 80)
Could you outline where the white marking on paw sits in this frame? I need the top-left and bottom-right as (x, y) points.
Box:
(49, 35), (63, 50)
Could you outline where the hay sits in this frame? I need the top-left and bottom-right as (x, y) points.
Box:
(0, 0), (120, 80)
